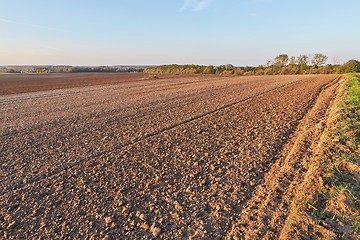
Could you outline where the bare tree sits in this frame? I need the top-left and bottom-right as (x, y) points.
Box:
(274, 54), (289, 66)
(289, 56), (296, 65)
(311, 53), (328, 67)
(296, 55), (309, 66)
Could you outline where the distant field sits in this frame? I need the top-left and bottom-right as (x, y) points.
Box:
(0, 73), (146, 95)
(0, 74), (342, 239)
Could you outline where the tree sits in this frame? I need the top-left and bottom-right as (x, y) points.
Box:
(274, 54), (289, 66)
(296, 55), (309, 66)
(289, 56), (296, 65)
(202, 66), (215, 74)
(234, 67), (245, 76)
(215, 66), (225, 74)
(340, 60), (360, 73)
(311, 53), (328, 67)
(225, 64), (234, 70)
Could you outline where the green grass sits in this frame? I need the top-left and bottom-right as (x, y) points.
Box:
(343, 73), (360, 149)
(306, 73), (360, 238)
(345, 74), (360, 105)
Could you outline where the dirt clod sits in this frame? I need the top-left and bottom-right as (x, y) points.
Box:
(104, 217), (112, 225)
(7, 221), (17, 230)
(151, 226), (161, 238)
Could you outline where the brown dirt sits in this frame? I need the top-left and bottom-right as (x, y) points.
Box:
(0, 73), (203, 95)
(0, 73), (147, 95)
(0, 74), (341, 239)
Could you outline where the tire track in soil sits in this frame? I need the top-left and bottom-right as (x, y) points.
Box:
(226, 76), (341, 239)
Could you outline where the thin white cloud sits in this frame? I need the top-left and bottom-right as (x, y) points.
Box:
(0, 18), (53, 30)
(193, 0), (211, 11)
(180, 0), (212, 12)
(180, 0), (192, 11)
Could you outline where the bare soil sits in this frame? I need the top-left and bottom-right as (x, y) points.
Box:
(0, 74), (341, 239)
(0, 73), (146, 95)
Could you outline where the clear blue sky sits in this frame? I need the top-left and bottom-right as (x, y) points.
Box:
(1, 0), (359, 66)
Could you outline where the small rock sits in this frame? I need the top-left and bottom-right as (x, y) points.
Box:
(7, 221), (17, 230)
(140, 223), (149, 230)
(171, 212), (180, 220)
(117, 200), (124, 206)
(121, 207), (130, 216)
(135, 211), (140, 217)
(152, 227), (161, 238)
(55, 185), (63, 192)
(104, 217), (112, 225)
(174, 201), (183, 212)
(139, 213), (147, 221)
(102, 235), (111, 240)
(233, 232), (241, 240)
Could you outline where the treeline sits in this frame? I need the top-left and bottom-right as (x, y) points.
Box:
(144, 54), (360, 75)
(0, 66), (145, 74)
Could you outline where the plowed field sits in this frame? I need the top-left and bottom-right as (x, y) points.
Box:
(0, 73), (341, 239)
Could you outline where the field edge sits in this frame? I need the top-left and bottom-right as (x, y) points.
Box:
(280, 74), (360, 239)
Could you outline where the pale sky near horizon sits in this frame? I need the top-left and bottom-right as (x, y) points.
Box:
(0, 0), (359, 66)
